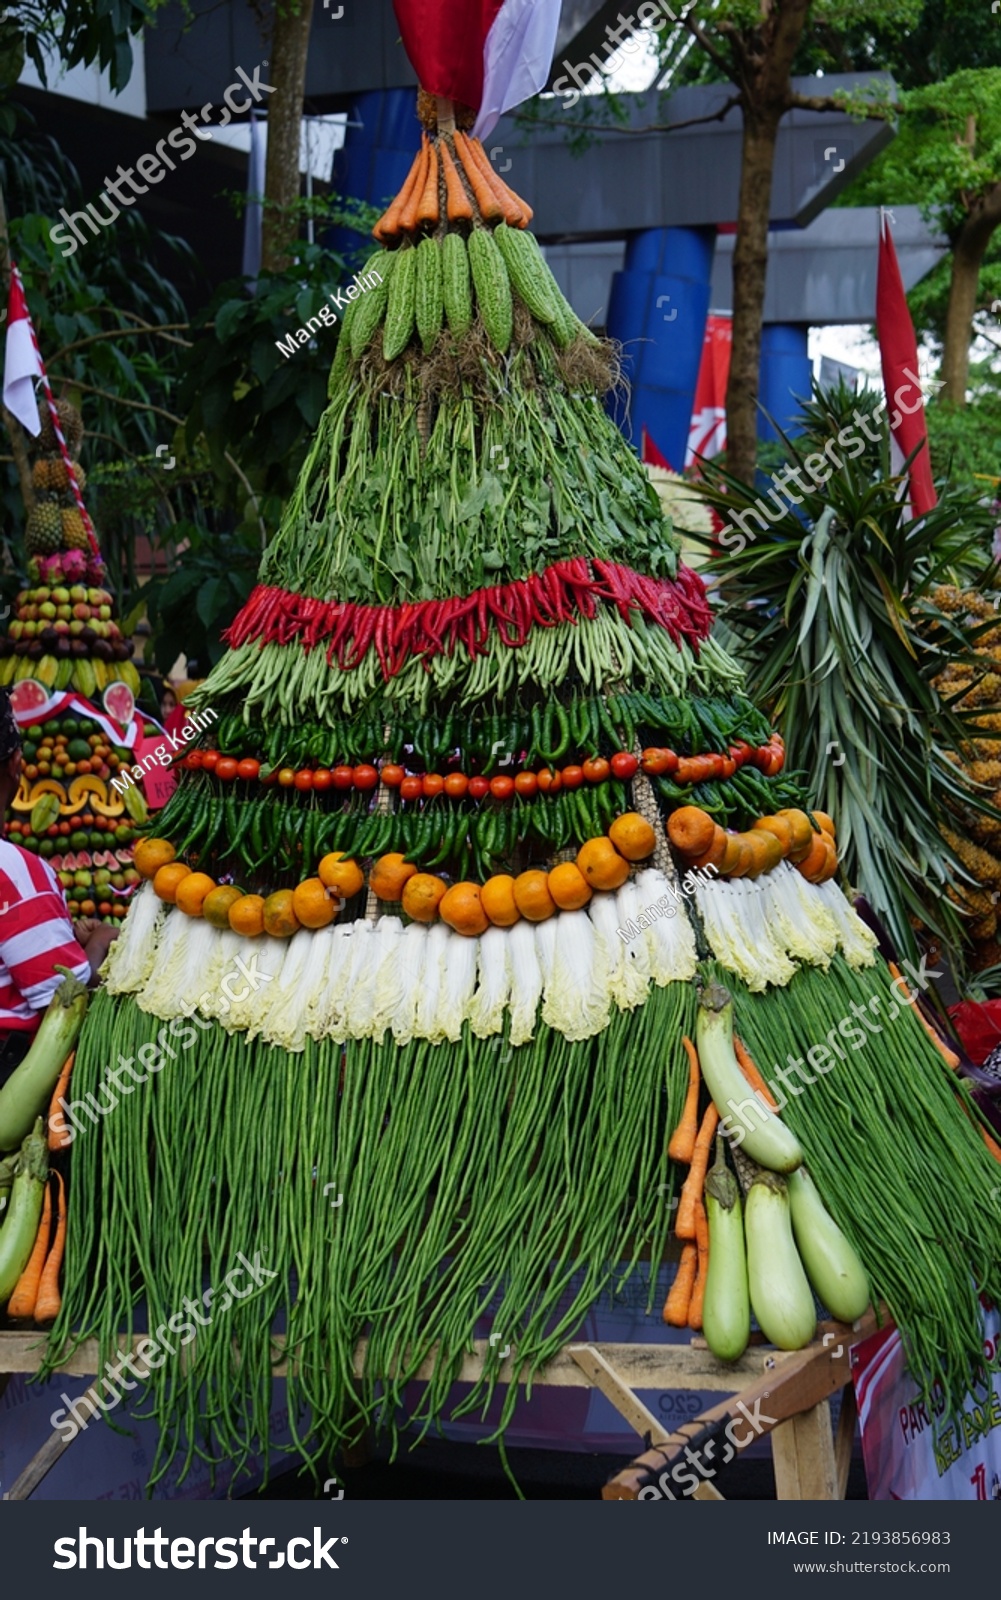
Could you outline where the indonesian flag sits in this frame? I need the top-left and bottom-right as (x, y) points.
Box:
(3, 266), (42, 435)
(641, 428), (673, 471)
(686, 314), (731, 467)
(393, 0), (561, 139)
(876, 210), (937, 517)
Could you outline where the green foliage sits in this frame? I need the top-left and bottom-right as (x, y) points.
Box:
(140, 520), (261, 675)
(176, 194), (377, 533)
(13, 0), (156, 92)
(689, 380), (997, 963)
(926, 365), (1001, 489)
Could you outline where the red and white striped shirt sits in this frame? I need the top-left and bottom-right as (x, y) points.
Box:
(0, 841), (90, 1032)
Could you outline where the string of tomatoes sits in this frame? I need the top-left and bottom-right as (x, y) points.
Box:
(178, 737), (785, 796)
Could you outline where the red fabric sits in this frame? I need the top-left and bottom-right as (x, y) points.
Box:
(0, 841), (90, 1031)
(876, 215), (937, 517)
(641, 429), (673, 471)
(393, 0), (504, 110)
(687, 314), (731, 466)
(948, 1000), (1001, 1066)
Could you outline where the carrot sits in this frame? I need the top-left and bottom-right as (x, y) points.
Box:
(373, 145), (425, 241)
(453, 132), (503, 221)
(675, 1102), (719, 1240)
(33, 1169), (66, 1324)
(440, 136), (473, 222)
(398, 136), (431, 234)
(663, 1242), (697, 1326)
(887, 963), (961, 1068)
(688, 1199), (710, 1330)
(981, 1123), (1001, 1163)
(733, 1034), (778, 1110)
(7, 1173), (52, 1319)
(415, 141), (440, 227)
(668, 1036), (700, 1162)
(47, 1050), (75, 1150)
(461, 134), (529, 225)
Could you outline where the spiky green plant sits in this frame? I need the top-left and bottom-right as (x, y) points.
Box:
(689, 380), (998, 963)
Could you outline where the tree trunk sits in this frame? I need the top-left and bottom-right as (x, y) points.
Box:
(261, 0), (315, 275)
(725, 108), (783, 484)
(941, 180), (1001, 404)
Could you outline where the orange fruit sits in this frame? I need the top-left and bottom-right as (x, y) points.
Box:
(203, 885), (244, 929)
(439, 881), (489, 937)
(667, 806), (716, 859)
(797, 832), (836, 884)
(263, 888), (301, 937)
(513, 869), (557, 922)
(548, 861), (593, 911)
(318, 852), (365, 899)
(726, 839), (755, 879)
(480, 874), (521, 927)
(402, 872), (448, 923)
(175, 871), (217, 917)
(690, 825), (727, 871)
(370, 851), (417, 901)
(576, 837), (630, 891)
(719, 832), (744, 875)
(153, 861), (192, 903)
(777, 809), (814, 861)
(752, 815), (793, 854)
(229, 893), (266, 937)
(608, 812), (657, 862)
(741, 830), (783, 878)
(134, 838), (176, 880)
(812, 810), (836, 839)
(292, 877), (339, 929)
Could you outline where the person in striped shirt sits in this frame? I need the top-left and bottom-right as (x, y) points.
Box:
(0, 690), (117, 1087)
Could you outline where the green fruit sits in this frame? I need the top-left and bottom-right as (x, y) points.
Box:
(114, 825), (132, 844)
(22, 741), (37, 762)
(71, 831), (88, 850)
(73, 870), (91, 888)
(23, 834), (38, 851)
(39, 838), (54, 857)
(67, 739), (91, 761)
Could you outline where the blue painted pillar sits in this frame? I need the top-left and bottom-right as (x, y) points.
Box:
(326, 89), (418, 256)
(758, 324), (811, 443)
(605, 227), (715, 472)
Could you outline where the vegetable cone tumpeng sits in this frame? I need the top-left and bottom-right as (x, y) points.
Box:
(40, 96), (1001, 1491)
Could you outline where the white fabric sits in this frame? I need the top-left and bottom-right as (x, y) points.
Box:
(473, 0), (561, 139)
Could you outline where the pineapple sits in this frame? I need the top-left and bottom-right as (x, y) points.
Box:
(25, 501), (63, 554)
(37, 398), (83, 457)
(33, 455), (85, 493)
(60, 508), (90, 550)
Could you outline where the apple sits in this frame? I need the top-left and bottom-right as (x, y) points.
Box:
(87, 588), (103, 606)
(22, 620), (37, 637)
(98, 605), (112, 621)
(39, 602), (57, 620)
(51, 587), (70, 605)
(8, 621), (22, 640)
(14, 590), (27, 607)
(72, 603), (91, 621)
(35, 587), (51, 603)
(57, 606), (72, 622)
(53, 621), (70, 635)
(69, 619), (85, 637)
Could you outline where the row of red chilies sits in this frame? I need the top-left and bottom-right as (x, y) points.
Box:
(225, 560), (713, 679)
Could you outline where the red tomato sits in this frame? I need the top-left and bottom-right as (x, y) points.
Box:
(200, 750), (220, 771)
(381, 764), (405, 788)
(468, 776), (490, 800)
(582, 757), (610, 784)
(610, 752), (639, 780)
(400, 775), (424, 802)
(186, 749), (204, 769)
(333, 766), (355, 790)
(59, 821), (71, 835)
(354, 764), (379, 792)
(422, 773), (444, 798)
(514, 771), (538, 798)
(260, 765), (280, 786)
(312, 768), (333, 790)
(294, 769), (314, 791)
(278, 767), (296, 788)
(561, 764), (584, 789)
(490, 775), (515, 800)
(215, 757), (239, 782)
(535, 768), (562, 794)
(663, 750), (679, 774)
(719, 756), (737, 779)
(641, 748), (670, 776)
(730, 742), (752, 766)
(444, 773), (469, 798)
(237, 758), (261, 781)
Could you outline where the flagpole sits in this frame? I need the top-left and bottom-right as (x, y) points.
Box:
(0, 176), (37, 513)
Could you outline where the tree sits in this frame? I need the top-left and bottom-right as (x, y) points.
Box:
(844, 69), (1001, 403)
(259, 0), (316, 273)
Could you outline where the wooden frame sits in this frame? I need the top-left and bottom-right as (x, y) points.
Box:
(0, 1311), (875, 1501)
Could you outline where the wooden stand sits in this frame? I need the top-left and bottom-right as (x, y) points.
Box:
(0, 1311), (874, 1500)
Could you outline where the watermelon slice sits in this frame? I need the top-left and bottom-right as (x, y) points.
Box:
(76, 851), (92, 868)
(10, 679), (49, 716)
(62, 852), (78, 871)
(103, 682), (135, 727)
(115, 848), (133, 865)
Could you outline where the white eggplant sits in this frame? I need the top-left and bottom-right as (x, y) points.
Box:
(789, 1167), (870, 1323)
(696, 983), (804, 1173)
(702, 1137), (750, 1362)
(745, 1171), (817, 1350)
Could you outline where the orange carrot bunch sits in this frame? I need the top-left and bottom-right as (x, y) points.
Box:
(373, 133), (532, 242)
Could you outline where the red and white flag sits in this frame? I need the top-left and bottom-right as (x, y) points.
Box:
(3, 266), (42, 435)
(393, 0), (561, 139)
(876, 210), (937, 517)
